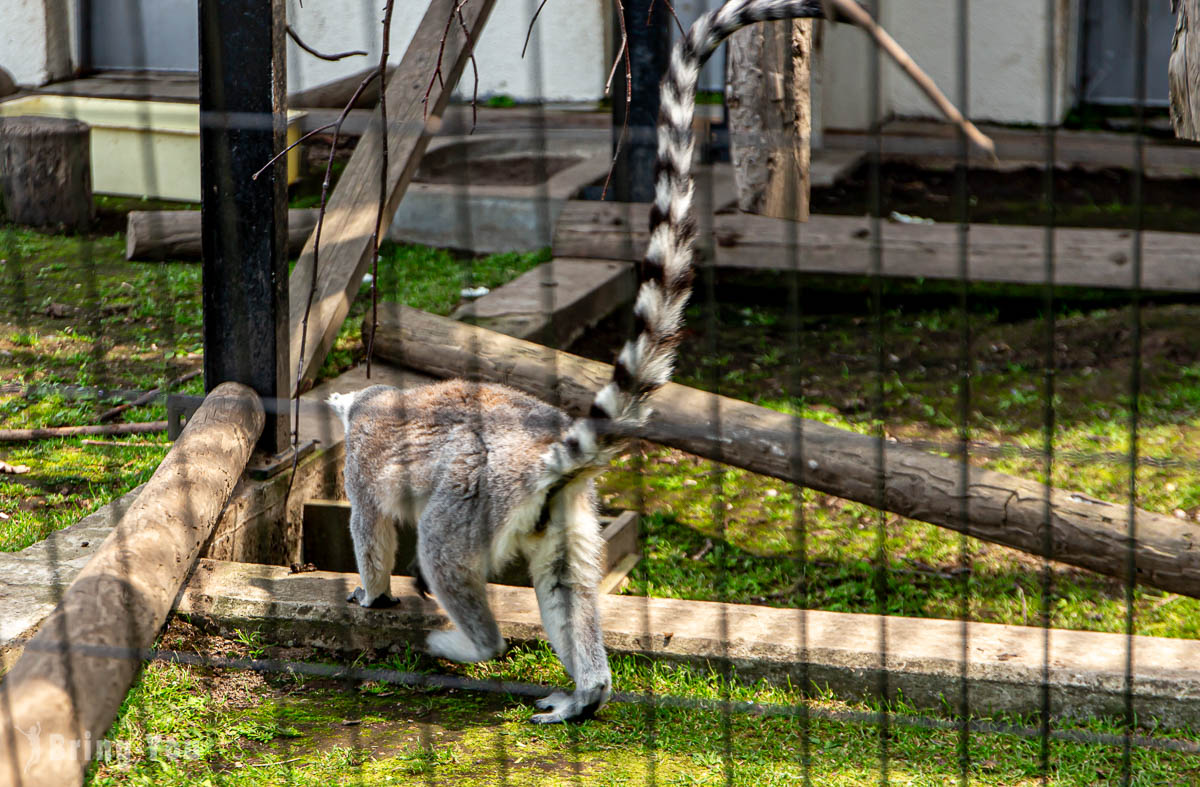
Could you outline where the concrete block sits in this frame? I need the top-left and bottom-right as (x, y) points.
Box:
(177, 558), (1200, 729)
(388, 132), (610, 254)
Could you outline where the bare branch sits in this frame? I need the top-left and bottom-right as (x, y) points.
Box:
(366, 0), (397, 378)
(286, 24), (368, 62)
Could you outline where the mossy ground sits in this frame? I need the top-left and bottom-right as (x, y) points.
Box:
(83, 618), (1200, 785)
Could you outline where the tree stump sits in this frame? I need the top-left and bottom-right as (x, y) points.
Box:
(726, 19), (812, 221)
(1170, 0), (1200, 140)
(0, 115), (94, 230)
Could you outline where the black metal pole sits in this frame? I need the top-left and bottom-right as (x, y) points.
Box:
(611, 0), (671, 202)
(198, 0), (289, 454)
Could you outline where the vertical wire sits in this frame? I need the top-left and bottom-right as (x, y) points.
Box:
(953, 0), (972, 783)
(1037, 0), (1058, 780)
(788, 21), (812, 784)
(696, 105), (734, 787)
(864, 0), (889, 783)
(1122, 0), (1148, 782)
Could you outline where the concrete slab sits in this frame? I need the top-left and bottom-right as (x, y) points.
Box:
(452, 258), (634, 347)
(388, 131), (611, 254)
(177, 558), (1200, 729)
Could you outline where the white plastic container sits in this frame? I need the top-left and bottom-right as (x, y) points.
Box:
(0, 95), (305, 202)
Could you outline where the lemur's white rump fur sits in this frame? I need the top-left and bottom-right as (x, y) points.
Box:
(335, 0), (835, 725)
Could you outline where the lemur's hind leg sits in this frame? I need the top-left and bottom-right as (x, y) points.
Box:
(418, 488), (507, 663)
(346, 492), (399, 608)
(527, 496), (612, 723)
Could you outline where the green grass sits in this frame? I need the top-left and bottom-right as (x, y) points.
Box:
(82, 619), (1200, 785)
(0, 222), (548, 549)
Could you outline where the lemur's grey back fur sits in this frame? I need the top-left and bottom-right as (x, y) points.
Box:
(332, 0), (831, 725)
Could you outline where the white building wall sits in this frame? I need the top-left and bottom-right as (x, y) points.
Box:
(285, 0), (608, 103)
(819, 0), (1079, 129)
(0, 0), (1079, 129)
(0, 0), (61, 85)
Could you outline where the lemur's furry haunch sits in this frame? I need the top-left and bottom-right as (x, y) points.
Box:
(331, 0), (832, 724)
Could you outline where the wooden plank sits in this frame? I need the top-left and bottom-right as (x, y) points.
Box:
(0, 383), (263, 787)
(553, 200), (1200, 293)
(367, 303), (1200, 601)
(451, 258), (635, 347)
(287, 0), (496, 394)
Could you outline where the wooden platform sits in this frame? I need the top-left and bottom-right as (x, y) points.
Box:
(554, 200), (1200, 293)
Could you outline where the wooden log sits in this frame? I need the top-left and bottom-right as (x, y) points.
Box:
(287, 0), (496, 394)
(0, 116), (94, 230)
(125, 209), (320, 261)
(366, 303), (1200, 600)
(0, 421), (168, 442)
(1170, 0), (1200, 140)
(553, 201), (1200, 293)
(727, 18), (811, 220)
(0, 382), (262, 787)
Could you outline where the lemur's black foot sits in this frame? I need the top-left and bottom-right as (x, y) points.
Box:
(347, 587), (399, 608)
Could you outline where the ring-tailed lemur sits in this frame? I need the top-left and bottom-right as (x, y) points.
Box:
(329, 0), (833, 723)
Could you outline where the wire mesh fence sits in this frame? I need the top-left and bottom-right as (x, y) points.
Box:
(2, 0), (1199, 784)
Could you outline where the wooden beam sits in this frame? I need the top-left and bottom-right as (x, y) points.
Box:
(553, 200), (1200, 293)
(727, 19), (812, 220)
(366, 303), (1200, 600)
(287, 0), (496, 394)
(1170, 0), (1200, 140)
(126, 209), (319, 261)
(0, 383), (263, 787)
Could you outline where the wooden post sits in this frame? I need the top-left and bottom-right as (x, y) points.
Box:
(0, 116), (94, 230)
(365, 303), (1200, 601)
(0, 383), (263, 787)
(1170, 0), (1200, 139)
(611, 0), (671, 202)
(199, 0), (290, 453)
(726, 19), (812, 220)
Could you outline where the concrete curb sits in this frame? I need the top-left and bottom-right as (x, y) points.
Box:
(178, 558), (1200, 729)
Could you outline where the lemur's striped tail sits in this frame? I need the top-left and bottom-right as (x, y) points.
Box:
(540, 0), (830, 487)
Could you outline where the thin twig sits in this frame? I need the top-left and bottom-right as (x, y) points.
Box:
(365, 0), (397, 379)
(521, 0), (552, 58)
(97, 369), (201, 423)
(251, 121), (340, 181)
(455, 1), (481, 131)
(286, 25), (368, 62)
(826, 0), (996, 159)
(81, 439), (163, 447)
(600, 0), (634, 200)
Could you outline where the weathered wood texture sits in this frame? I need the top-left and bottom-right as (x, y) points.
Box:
(287, 0), (496, 394)
(554, 201), (1200, 292)
(1170, 0), (1200, 139)
(0, 116), (93, 230)
(727, 19), (811, 220)
(0, 383), (263, 787)
(126, 209), (319, 261)
(0, 421), (167, 442)
(367, 303), (1200, 600)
